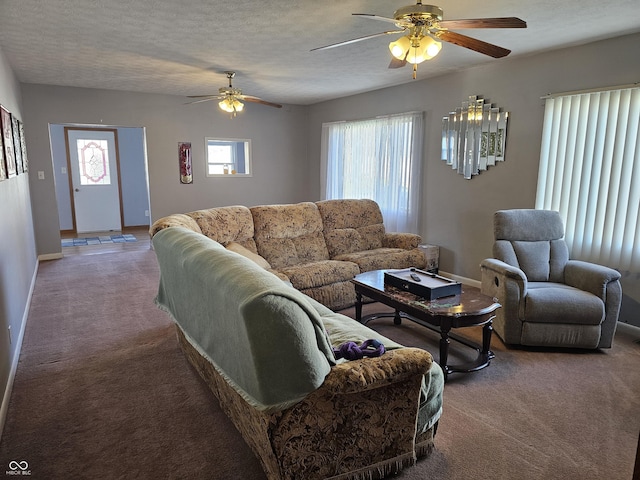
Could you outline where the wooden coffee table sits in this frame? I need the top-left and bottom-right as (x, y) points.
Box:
(351, 270), (501, 381)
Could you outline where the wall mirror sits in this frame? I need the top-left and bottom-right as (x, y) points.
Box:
(205, 137), (251, 176)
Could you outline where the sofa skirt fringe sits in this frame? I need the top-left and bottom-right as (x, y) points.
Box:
(326, 452), (417, 480)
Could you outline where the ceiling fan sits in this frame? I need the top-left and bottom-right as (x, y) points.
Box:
(187, 71), (282, 116)
(312, 1), (526, 79)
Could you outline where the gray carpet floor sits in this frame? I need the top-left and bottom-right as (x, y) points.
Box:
(1, 248), (638, 479)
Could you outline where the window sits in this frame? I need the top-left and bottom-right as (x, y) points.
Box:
(76, 139), (111, 185)
(206, 138), (251, 176)
(536, 86), (640, 271)
(322, 111), (424, 233)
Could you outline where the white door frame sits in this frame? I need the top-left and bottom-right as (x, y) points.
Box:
(64, 127), (124, 233)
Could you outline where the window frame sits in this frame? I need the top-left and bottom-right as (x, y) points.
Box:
(205, 137), (252, 177)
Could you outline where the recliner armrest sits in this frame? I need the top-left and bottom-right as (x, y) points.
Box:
(564, 260), (621, 300)
(480, 258), (527, 327)
(382, 232), (421, 250)
(480, 258), (527, 288)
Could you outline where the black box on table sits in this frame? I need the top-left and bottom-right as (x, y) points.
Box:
(384, 268), (461, 301)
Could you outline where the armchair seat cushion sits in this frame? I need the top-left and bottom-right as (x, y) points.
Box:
(525, 282), (605, 325)
(335, 248), (425, 272)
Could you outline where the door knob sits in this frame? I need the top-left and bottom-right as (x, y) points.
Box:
(75, 188), (80, 192)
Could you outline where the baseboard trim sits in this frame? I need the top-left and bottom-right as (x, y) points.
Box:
(0, 258), (39, 441)
(38, 252), (63, 261)
(439, 271), (481, 289)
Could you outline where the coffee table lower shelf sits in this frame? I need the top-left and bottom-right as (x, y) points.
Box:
(359, 310), (496, 380)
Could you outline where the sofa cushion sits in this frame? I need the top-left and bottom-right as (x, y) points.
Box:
(251, 202), (330, 269)
(335, 248), (426, 273)
(187, 206), (258, 251)
(226, 242), (271, 269)
(280, 259), (360, 290)
(316, 199), (386, 257)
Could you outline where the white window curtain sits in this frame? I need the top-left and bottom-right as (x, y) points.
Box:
(535, 86), (640, 272)
(322, 111), (424, 233)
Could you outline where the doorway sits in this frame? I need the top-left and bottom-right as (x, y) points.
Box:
(64, 127), (123, 233)
(51, 124), (151, 239)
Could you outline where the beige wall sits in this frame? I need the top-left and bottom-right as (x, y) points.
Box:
(0, 46), (38, 436)
(21, 85), (311, 255)
(308, 32), (640, 282)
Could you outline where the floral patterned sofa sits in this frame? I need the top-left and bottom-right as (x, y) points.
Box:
(150, 199), (426, 310)
(151, 226), (444, 480)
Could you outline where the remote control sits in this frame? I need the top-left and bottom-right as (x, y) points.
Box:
(410, 273), (421, 282)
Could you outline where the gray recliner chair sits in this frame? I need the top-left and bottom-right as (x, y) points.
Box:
(480, 209), (622, 349)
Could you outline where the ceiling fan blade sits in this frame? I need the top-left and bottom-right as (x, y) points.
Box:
(352, 13), (410, 27)
(184, 96), (221, 105)
(311, 30), (404, 51)
(240, 95), (283, 109)
(438, 17), (526, 29)
(388, 57), (407, 69)
(187, 95), (218, 98)
(435, 30), (511, 58)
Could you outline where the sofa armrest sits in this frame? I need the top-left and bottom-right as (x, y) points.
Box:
(383, 232), (421, 250)
(270, 347), (436, 479)
(564, 260), (621, 300)
(322, 347), (432, 394)
(150, 214), (202, 237)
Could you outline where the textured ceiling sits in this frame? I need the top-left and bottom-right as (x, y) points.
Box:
(0, 0), (639, 106)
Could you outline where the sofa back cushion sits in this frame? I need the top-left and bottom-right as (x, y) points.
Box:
(316, 199), (385, 257)
(186, 206), (259, 253)
(251, 202), (330, 269)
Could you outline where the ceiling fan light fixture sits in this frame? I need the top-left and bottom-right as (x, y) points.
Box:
(390, 34), (441, 64)
(423, 35), (442, 59)
(389, 35), (411, 60)
(218, 96), (244, 114)
(218, 98), (233, 112)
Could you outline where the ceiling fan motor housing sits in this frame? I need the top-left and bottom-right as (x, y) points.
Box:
(393, 4), (443, 26)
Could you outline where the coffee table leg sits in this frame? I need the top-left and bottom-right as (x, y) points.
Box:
(439, 325), (451, 381)
(355, 291), (363, 322)
(482, 320), (495, 359)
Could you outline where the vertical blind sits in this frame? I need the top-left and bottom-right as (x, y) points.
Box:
(535, 87), (640, 272)
(323, 111), (424, 233)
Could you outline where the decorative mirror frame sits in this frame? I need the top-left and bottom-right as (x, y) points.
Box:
(441, 95), (509, 179)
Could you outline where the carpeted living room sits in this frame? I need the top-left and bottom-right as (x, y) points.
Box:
(1, 1), (639, 479)
(2, 242), (639, 479)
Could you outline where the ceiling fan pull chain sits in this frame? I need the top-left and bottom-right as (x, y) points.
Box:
(413, 63), (417, 79)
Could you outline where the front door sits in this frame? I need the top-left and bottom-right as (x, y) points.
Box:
(66, 128), (122, 233)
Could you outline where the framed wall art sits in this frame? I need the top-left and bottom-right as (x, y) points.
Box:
(18, 120), (28, 172)
(179, 142), (192, 184)
(11, 114), (23, 174)
(0, 106), (16, 178)
(0, 127), (5, 181)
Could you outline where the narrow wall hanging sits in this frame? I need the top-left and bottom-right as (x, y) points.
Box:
(179, 142), (192, 184)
